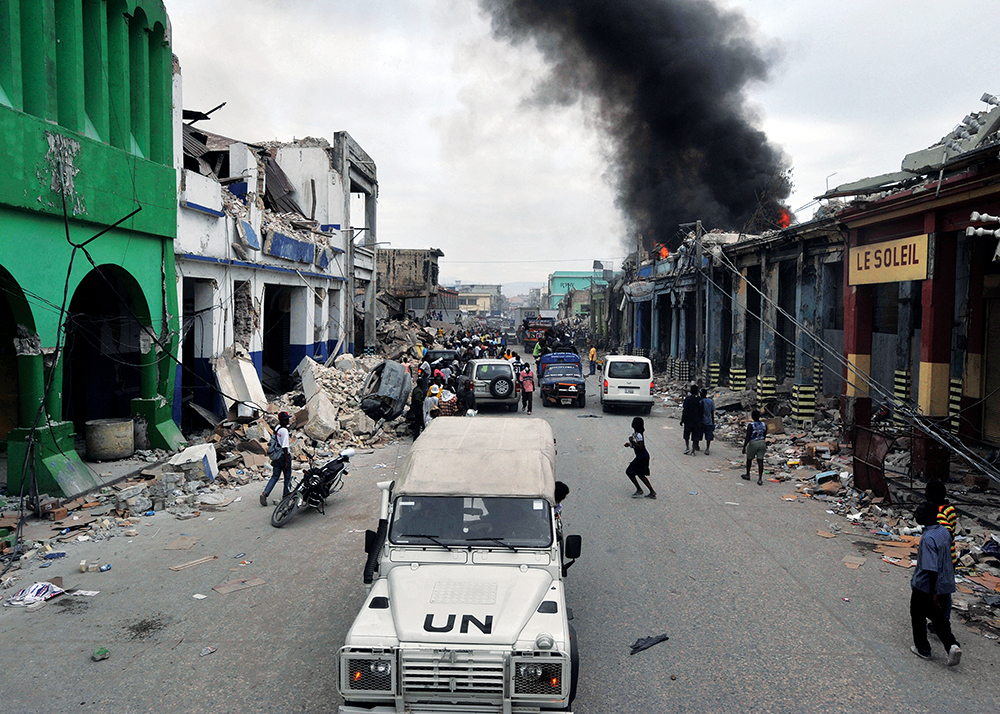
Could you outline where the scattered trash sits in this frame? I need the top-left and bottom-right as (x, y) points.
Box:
(99, 564), (112, 572)
(629, 634), (669, 655)
(91, 647), (110, 661)
(238, 560), (252, 566)
(71, 590), (99, 597)
(43, 552), (66, 559)
(4, 581), (64, 608)
(192, 593), (207, 600)
(200, 646), (217, 657)
(842, 598), (850, 602)
(234, 553), (246, 559)
(724, 502), (740, 506)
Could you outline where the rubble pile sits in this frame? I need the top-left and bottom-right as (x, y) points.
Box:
(375, 316), (446, 362)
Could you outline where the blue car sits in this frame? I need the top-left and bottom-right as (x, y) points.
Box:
(538, 353), (586, 408)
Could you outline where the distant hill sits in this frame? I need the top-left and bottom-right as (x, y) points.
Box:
(503, 281), (544, 298)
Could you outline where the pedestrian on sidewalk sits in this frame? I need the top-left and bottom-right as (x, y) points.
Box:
(681, 384), (702, 454)
(624, 417), (657, 499)
(261, 411), (292, 506)
(519, 365), (535, 414)
(741, 410), (767, 484)
(909, 502), (962, 665)
(588, 345), (597, 375)
(700, 388), (715, 455)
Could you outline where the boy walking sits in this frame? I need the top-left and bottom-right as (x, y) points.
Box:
(261, 411), (292, 506)
(624, 417), (657, 499)
(909, 502), (962, 665)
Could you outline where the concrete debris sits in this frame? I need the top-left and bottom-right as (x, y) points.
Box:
(660, 375), (1000, 639)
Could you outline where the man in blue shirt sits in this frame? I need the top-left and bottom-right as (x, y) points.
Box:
(909, 502), (961, 665)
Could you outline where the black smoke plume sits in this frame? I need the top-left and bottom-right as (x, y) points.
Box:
(479, 0), (792, 251)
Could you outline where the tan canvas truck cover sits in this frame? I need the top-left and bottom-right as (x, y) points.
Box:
(394, 417), (556, 502)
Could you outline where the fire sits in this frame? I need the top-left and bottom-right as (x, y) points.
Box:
(777, 206), (791, 229)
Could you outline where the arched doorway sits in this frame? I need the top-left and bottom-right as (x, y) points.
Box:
(62, 266), (151, 431)
(0, 268), (35, 439)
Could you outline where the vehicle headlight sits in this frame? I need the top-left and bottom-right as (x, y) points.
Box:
(567, 385), (577, 392)
(342, 653), (394, 694)
(512, 657), (566, 697)
(518, 663), (544, 681)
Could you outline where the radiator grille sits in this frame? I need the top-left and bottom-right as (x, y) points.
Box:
(401, 650), (505, 695)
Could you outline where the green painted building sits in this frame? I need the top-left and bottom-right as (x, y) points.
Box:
(0, 0), (183, 499)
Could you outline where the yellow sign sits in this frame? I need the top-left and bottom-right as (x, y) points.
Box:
(849, 234), (929, 285)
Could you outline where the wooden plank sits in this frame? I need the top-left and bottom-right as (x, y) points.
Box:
(169, 555), (218, 572)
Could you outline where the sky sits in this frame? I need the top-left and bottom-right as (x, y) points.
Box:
(166, 0), (1000, 291)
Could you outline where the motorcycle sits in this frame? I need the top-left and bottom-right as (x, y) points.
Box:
(270, 448), (355, 528)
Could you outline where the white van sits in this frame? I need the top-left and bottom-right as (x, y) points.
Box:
(600, 355), (654, 414)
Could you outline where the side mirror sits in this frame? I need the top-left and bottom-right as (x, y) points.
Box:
(364, 529), (377, 554)
(564, 534), (582, 560)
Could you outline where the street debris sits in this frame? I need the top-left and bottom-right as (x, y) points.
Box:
(169, 556), (218, 572)
(213, 577), (266, 594)
(199, 646), (218, 657)
(629, 634), (669, 655)
(91, 647), (110, 662)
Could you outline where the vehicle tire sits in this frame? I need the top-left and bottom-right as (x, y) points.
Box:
(566, 623), (579, 706)
(489, 376), (514, 399)
(270, 494), (300, 528)
(578, 394), (586, 408)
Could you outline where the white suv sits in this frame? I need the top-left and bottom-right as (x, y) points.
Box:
(464, 358), (519, 412)
(600, 355), (653, 413)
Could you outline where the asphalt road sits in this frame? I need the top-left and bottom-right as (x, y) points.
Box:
(1, 373), (998, 713)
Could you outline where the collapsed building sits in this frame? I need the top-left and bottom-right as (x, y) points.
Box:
(617, 92), (1000, 489)
(176, 111), (378, 425)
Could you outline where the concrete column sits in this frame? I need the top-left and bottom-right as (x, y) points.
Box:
(707, 266), (724, 369)
(914, 220), (955, 480)
(650, 295), (660, 354)
(670, 296), (679, 358)
(843, 230), (874, 429)
(139, 330), (157, 399)
(950, 231), (973, 435)
(289, 286), (310, 371)
(759, 259), (778, 378)
(43, 350), (63, 422)
(961, 233), (986, 438)
(892, 280), (917, 425)
(792, 253), (819, 426)
(16, 353), (43, 428)
(677, 297), (687, 361)
(730, 267), (748, 390)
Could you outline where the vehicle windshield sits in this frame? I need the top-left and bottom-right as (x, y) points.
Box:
(607, 361), (650, 379)
(544, 365), (580, 379)
(426, 350), (457, 363)
(389, 495), (552, 548)
(475, 364), (512, 381)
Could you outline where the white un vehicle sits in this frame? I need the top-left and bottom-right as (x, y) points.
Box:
(338, 417), (582, 713)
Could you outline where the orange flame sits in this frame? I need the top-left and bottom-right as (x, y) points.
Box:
(777, 206), (791, 229)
